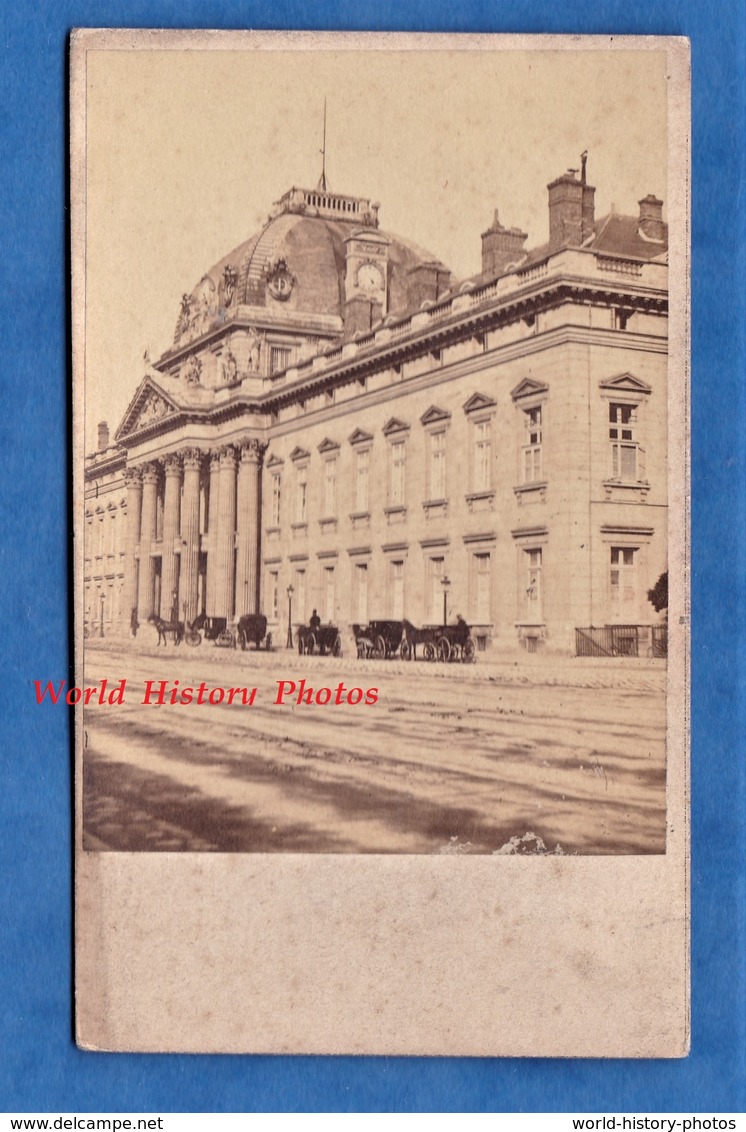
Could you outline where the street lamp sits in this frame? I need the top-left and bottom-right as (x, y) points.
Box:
(99, 592), (105, 638)
(286, 583), (294, 648)
(441, 574), (451, 627)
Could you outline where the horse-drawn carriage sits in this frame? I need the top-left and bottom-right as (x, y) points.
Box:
(351, 617), (474, 662)
(402, 617), (475, 663)
(352, 620), (406, 660)
(236, 614), (270, 651)
(183, 615), (230, 647)
(297, 623), (342, 656)
(147, 614), (184, 646)
(183, 612), (270, 650)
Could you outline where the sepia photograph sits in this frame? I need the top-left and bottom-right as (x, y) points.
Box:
(70, 29), (690, 1057)
(76, 36), (678, 859)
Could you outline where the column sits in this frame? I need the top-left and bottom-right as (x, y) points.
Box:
(159, 453), (182, 619)
(122, 467), (143, 633)
(179, 448), (203, 624)
(235, 439), (266, 615)
(213, 445), (238, 619)
(205, 450), (221, 617)
(136, 462), (159, 620)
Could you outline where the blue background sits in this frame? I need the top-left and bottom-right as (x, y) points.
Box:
(1, 0), (744, 1113)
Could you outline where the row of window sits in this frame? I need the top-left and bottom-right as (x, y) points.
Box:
(85, 511), (123, 558)
(268, 399), (645, 527)
(265, 555), (493, 626)
(264, 546), (642, 626)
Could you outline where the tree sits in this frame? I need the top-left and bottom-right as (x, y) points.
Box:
(647, 571), (668, 614)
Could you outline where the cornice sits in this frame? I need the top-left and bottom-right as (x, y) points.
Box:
(84, 450), (127, 482)
(110, 269), (668, 457)
(257, 322), (668, 446)
(158, 310), (342, 370)
(259, 278), (667, 413)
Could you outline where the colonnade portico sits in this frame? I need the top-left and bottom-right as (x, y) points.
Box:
(122, 439), (266, 628)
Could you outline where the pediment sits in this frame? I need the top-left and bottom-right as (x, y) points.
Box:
(289, 446), (310, 462)
(419, 405), (451, 427)
(511, 378), (548, 402)
(382, 417), (410, 437)
(318, 437), (341, 454)
(265, 453), (284, 469)
(348, 428), (374, 446)
(115, 377), (180, 441)
(599, 372), (652, 395)
(463, 392), (496, 415)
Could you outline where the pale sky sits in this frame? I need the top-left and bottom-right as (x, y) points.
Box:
(83, 40), (669, 450)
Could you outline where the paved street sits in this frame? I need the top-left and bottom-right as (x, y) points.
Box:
(82, 638), (667, 855)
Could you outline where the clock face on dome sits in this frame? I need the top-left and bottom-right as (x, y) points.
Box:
(356, 261), (385, 297)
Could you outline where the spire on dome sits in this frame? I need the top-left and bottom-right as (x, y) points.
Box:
(316, 98), (328, 192)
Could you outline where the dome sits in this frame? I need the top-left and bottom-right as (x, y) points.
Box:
(172, 185), (452, 348)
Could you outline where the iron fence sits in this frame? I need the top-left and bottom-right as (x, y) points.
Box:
(575, 624), (667, 658)
(575, 625), (640, 658)
(651, 625), (668, 658)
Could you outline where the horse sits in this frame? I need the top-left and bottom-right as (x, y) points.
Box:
(401, 619), (436, 661)
(147, 613), (184, 646)
(351, 623), (375, 659)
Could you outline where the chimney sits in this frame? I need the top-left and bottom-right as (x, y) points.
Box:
(481, 211), (528, 277)
(638, 195), (665, 242)
(344, 296), (380, 336)
(548, 161), (595, 250)
(406, 261), (451, 308)
(97, 421), (109, 452)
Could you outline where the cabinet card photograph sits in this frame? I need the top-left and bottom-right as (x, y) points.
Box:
(72, 30), (689, 1055)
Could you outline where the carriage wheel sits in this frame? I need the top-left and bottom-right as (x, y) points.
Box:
(462, 638), (476, 663)
(238, 630), (247, 652)
(437, 636), (451, 663)
(332, 634), (342, 658)
(423, 641), (436, 662)
(400, 641), (411, 661)
(185, 630), (201, 647)
(374, 634), (386, 660)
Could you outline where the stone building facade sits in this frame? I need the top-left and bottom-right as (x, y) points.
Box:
(84, 165), (668, 654)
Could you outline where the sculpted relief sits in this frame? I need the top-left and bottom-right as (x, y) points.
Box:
(265, 257), (295, 302)
(246, 328), (262, 372)
(221, 264), (238, 309)
(136, 391), (173, 429)
(181, 354), (203, 386)
(220, 346), (238, 386)
(176, 274), (222, 343)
